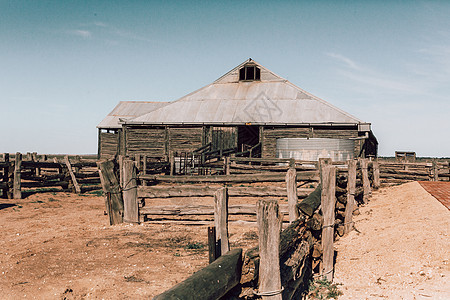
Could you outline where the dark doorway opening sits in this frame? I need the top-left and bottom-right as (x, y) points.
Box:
(237, 125), (260, 156)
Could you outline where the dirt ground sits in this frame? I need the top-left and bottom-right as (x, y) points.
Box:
(0, 190), (261, 299)
(334, 182), (450, 299)
(1, 182), (449, 299)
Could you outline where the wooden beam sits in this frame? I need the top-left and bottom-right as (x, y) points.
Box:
(64, 155), (81, 194)
(360, 159), (371, 204)
(344, 160), (357, 235)
(123, 160), (139, 223)
(139, 172), (319, 184)
(137, 185), (314, 199)
(97, 160), (123, 225)
(154, 248), (242, 300)
(286, 167), (299, 223)
(257, 200), (282, 300)
(214, 187), (229, 255)
(13, 152), (22, 199)
(321, 164), (336, 282)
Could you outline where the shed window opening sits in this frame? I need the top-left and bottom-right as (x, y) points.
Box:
(239, 65), (261, 81)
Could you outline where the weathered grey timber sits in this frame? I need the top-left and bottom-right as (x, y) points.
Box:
(122, 160), (139, 223)
(154, 248), (242, 300)
(137, 185), (314, 198)
(286, 167), (299, 223)
(13, 152), (22, 199)
(64, 156), (81, 194)
(97, 160), (123, 225)
(257, 200), (282, 300)
(344, 160), (357, 234)
(297, 185), (322, 217)
(321, 164), (336, 281)
(214, 187), (229, 255)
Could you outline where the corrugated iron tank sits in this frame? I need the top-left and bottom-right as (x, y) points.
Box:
(276, 138), (355, 161)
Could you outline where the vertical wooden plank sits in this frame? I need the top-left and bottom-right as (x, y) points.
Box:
(122, 160), (139, 223)
(64, 155), (81, 194)
(208, 226), (219, 263)
(360, 158), (371, 204)
(321, 164), (336, 282)
(224, 156), (231, 175)
(118, 155), (124, 189)
(257, 200), (282, 300)
(372, 160), (380, 189)
(214, 187), (229, 255)
(2, 154), (9, 198)
(134, 154), (141, 171)
(344, 160), (357, 235)
(13, 152), (22, 199)
(169, 151), (175, 176)
(432, 159), (439, 181)
(142, 155), (147, 186)
(286, 166), (298, 223)
(97, 160), (123, 225)
(259, 126), (264, 158)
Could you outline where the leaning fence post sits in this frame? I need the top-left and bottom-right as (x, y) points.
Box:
(123, 160), (139, 223)
(64, 155), (81, 194)
(97, 160), (123, 225)
(214, 187), (229, 256)
(257, 200), (282, 300)
(286, 160), (298, 223)
(432, 159), (439, 181)
(13, 152), (22, 199)
(321, 164), (336, 282)
(344, 160), (357, 235)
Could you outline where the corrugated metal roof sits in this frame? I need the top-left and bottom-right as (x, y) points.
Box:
(97, 101), (170, 129)
(126, 59), (364, 126)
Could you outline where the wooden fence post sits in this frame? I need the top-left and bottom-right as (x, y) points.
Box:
(257, 200), (282, 300)
(224, 156), (231, 175)
(214, 187), (229, 256)
(286, 165), (298, 223)
(97, 160), (123, 225)
(321, 164), (336, 282)
(169, 151), (175, 176)
(360, 158), (371, 204)
(123, 160), (139, 223)
(344, 160), (357, 235)
(13, 152), (22, 199)
(432, 159), (439, 181)
(208, 226), (220, 263)
(64, 155), (81, 194)
(2, 154), (9, 198)
(372, 160), (380, 189)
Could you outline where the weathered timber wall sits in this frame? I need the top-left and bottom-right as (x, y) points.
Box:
(168, 127), (203, 153)
(125, 126), (166, 157)
(99, 131), (119, 159)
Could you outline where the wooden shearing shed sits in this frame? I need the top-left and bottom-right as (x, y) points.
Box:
(98, 59), (378, 161)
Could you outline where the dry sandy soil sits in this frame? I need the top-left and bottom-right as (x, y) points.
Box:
(0, 182), (449, 299)
(334, 182), (450, 299)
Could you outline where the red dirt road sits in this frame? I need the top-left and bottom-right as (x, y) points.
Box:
(419, 181), (450, 210)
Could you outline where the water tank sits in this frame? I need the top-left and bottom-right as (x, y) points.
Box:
(276, 138), (355, 161)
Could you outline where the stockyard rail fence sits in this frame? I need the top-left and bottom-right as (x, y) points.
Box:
(1, 152), (448, 298)
(96, 155), (449, 299)
(0, 152), (101, 199)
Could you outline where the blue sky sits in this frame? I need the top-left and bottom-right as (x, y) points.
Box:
(1, 1), (449, 157)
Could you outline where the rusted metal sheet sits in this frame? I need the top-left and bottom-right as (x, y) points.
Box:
(97, 101), (170, 129)
(126, 59), (364, 126)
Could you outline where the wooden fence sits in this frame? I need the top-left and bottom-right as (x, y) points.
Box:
(0, 152), (101, 199)
(97, 156), (379, 298)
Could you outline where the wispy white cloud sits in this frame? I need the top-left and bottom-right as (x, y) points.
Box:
(326, 52), (361, 71)
(68, 29), (92, 39)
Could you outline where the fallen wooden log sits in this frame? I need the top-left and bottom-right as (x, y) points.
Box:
(154, 248), (243, 300)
